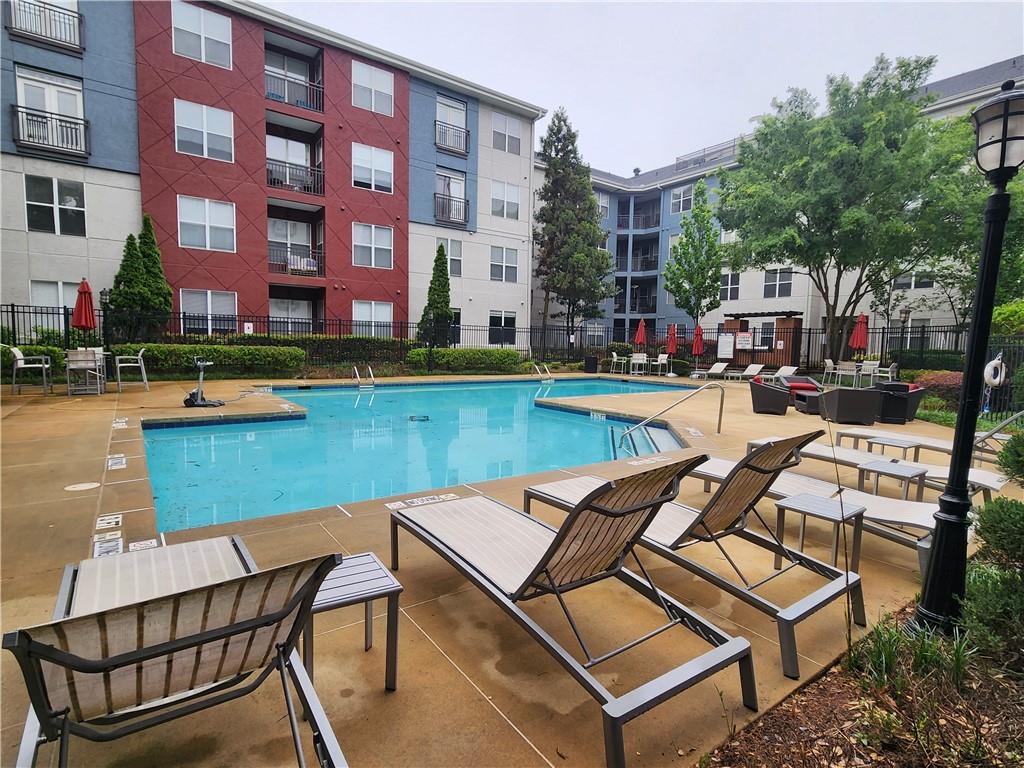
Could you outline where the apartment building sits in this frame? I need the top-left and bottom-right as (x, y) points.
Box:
(533, 56), (1024, 344)
(1, 0), (141, 307)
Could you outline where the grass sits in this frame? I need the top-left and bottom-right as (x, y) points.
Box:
(915, 408), (1014, 432)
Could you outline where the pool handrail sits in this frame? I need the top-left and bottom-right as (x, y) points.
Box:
(618, 382), (726, 446)
(533, 363), (554, 384)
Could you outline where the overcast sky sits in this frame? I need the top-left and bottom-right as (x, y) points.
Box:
(262, 1), (1023, 175)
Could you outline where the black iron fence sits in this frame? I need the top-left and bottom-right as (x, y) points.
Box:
(12, 106), (88, 155)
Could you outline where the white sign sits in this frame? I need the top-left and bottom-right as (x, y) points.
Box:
(129, 539), (159, 551)
(718, 333), (735, 359)
(243, 322), (254, 334)
(736, 332), (754, 351)
(776, 340), (785, 350)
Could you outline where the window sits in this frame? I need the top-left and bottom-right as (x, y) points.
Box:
(894, 273), (912, 290)
(720, 229), (738, 245)
(720, 272), (740, 301)
(177, 195), (235, 251)
(268, 298), (313, 334)
(171, 1), (231, 69)
(895, 272), (935, 290)
(30, 279), (77, 308)
(352, 223), (393, 268)
(492, 112), (521, 154)
(763, 268), (792, 298)
(352, 144), (393, 193)
(352, 61), (393, 116)
(352, 300), (393, 337)
(437, 237), (462, 277)
(15, 66), (85, 153)
(489, 311), (516, 345)
(490, 181), (520, 219)
(450, 308), (462, 345)
(914, 273), (935, 289)
(180, 289), (237, 334)
(595, 191), (610, 219)
(436, 95), (466, 128)
(174, 99), (233, 162)
(25, 176), (85, 236)
(670, 185), (693, 214)
(489, 246), (517, 282)
(268, 218), (311, 256)
(265, 50), (309, 84)
(758, 321), (775, 348)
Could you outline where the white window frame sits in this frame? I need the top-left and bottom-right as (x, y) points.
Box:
(436, 95), (466, 128)
(762, 268), (793, 299)
(670, 184), (693, 215)
(24, 175), (86, 236)
(437, 236), (462, 277)
(757, 321), (775, 349)
(720, 272), (740, 301)
(351, 143), (394, 193)
(30, 279), (78, 308)
(488, 310), (516, 345)
(490, 181), (520, 220)
(352, 60), (394, 116)
(171, 1), (232, 69)
(352, 223), (394, 269)
(352, 300), (393, 337)
(490, 246), (517, 283)
(174, 99), (234, 162)
(491, 112), (521, 154)
(15, 66), (83, 117)
(176, 195), (236, 252)
(179, 288), (238, 335)
(595, 191), (610, 219)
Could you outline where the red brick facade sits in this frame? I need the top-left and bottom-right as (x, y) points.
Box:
(133, 1), (409, 320)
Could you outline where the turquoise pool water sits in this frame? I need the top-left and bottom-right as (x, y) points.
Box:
(144, 379), (688, 532)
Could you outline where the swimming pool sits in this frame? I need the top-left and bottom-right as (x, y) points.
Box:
(144, 378), (690, 532)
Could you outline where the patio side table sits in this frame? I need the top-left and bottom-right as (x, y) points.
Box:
(306, 551), (403, 691)
(857, 459), (928, 502)
(773, 493), (866, 572)
(866, 435), (922, 462)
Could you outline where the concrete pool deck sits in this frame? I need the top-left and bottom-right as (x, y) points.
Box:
(2, 374), (1018, 766)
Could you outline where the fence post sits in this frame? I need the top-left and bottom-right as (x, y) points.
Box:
(7, 303), (16, 344)
(63, 306), (72, 349)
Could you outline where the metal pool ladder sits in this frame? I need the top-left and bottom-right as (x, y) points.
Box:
(617, 382), (726, 448)
(353, 366), (376, 390)
(533, 363), (554, 384)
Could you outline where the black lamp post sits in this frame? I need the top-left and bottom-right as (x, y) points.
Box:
(898, 307), (910, 370)
(915, 80), (1024, 631)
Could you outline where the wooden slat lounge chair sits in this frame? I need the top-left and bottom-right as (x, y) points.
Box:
(761, 365), (799, 383)
(725, 364), (764, 381)
(4, 536), (346, 768)
(747, 436), (1008, 501)
(693, 362), (728, 379)
(524, 433), (865, 680)
(391, 458), (758, 768)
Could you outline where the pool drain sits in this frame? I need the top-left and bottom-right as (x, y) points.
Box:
(409, 415), (430, 422)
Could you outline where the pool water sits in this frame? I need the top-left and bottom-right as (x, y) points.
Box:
(144, 379), (689, 532)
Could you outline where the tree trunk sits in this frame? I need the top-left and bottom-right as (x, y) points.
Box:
(539, 290), (551, 362)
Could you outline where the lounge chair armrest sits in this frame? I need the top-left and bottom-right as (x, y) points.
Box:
(20, 355), (50, 366)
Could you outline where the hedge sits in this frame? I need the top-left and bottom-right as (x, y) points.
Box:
(914, 371), (963, 408)
(895, 349), (964, 371)
(406, 347), (522, 371)
(111, 343), (304, 374)
(216, 334), (419, 364)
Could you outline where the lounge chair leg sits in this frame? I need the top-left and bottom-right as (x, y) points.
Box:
(385, 593), (399, 691)
(390, 518), (400, 571)
(917, 534), (932, 577)
(278, 647), (308, 768)
(57, 715), (71, 768)
(601, 711), (626, 768)
(778, 621), (800, 679)
(364, 600), (373, 651)
(850, 582), (867, 627)
(738, 649), (758, 711)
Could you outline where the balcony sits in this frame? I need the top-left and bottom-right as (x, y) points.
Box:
(613, 299), (626, 314)
(435, 193), (469, 226)
(6, 0), (82, 49)
(632, 255), (659, 272)
(12, 106), (88, 156)
(630, 300), (657, 314)
(268, 244), (324, 277)
(617, 212), (660, 230)
(435, 121), (469, 155)
(266, 159), (323, 196)
(615, 257), (628, 272)
(264, 71), (323, 112)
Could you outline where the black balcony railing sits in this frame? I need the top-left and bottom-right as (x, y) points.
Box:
(435, 193), (468, 225)
(615, 258), (628, 272)
(266, 158), (324, 195)
(12, 106), (88, 155)
(435, 120), (469, 154)
(268, 243), (324, 277)
(7, 0), (82, 48)
(616, 212), (660, 230)
(264, 71), (323, 112)
(630, 301), (657, 314)
(632, 256), (659, 272)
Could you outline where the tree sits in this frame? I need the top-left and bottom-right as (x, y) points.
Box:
(717, 55), (940, 359)
(663, 179), (722, 328)
(418, 242), (453, 348)
(534, 107), (616, 354)
(107, 215), (172, 341)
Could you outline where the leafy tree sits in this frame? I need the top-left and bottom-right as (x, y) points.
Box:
(663, 179), (722, 327)
(418, 242), (453, 348)
(107, 214), (172, 341)
(534, 107), (615, 352)
(717, 55), (939, 359)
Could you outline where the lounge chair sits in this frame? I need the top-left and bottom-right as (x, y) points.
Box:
(649, 353), (669, 375)
(834, 410), (1022, 464)
(818, 387), (881, 425)
(115, 347), (149, 392)
(629, 352), (648, 375)
(761, 365), (799, 383)
(725, 364), (764, 381)
(4, 536), (346, 768)
(693, 362), (728, 379)
(609, 352), (628, 374)
(749, 380), (790, 415)
(391, 459), (758, 768)
(10, 347), (52, 394)
(747, 436), (1008, 501)
(524, 433), (865, 680)
(822, 359), (837, 386)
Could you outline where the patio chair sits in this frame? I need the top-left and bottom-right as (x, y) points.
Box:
(822, 359), (836, 386)
(872, 363), (898, 384)
(609, 352), (628, 374)
(872, 383), (926, 424)
(65, 349), (104, 396)
(693, 361), (728, 379)
(649, 353), (669, 375)
(760, 365), (798, 383)
(4, 536), (346, 768)
(835, 361), (859, 387)
(725, 363), (764, 381)
(10, 347), (52, 394)
(392, 458), (758, 768)
(858, 361), (879, 386)
(749, 380), (790, 415)
(629, 352), (648, 375)
(115, 347), (149, 392)
(818, 387), (882, 425)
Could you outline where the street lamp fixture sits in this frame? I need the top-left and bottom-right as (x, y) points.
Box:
(898, 307), (911, 325)
(915, 80), (1024, 631)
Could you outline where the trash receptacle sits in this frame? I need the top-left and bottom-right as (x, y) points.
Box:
(584, 355), (598, 374)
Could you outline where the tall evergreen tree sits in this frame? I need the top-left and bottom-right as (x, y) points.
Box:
(137, 214), (173, 316)
(108, 214), (173, 341)
(534, 108), (615, 353)
(663, 179), (722, 328)
(418, 243), (453, 347)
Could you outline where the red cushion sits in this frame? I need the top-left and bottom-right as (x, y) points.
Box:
(752, 375), (763, 384)
(908, 383), (921, 391)
(787, 382), (819, 392)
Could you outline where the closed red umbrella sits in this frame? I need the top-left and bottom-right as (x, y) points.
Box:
(848, 313), (869, 352)
(71, 278), (97, 331)
(633, 318), (647, 347)
(691, 325), (705, 357)
(666, 323), (678, 355)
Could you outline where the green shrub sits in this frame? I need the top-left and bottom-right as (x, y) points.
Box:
(1013, 365), (1024, 411)
(974, 497), (1024, 568)
(607, 342), (632, 358)
(0, 326), (14, 346)
(221, 334), (418, 364)
(405, 347), (522, 372)
(31, 326), (103, 349)
(670, 359), (693, 376)
(915, 371), (963, 407)
(0, 345), (65, 382)
(111, 343), (304, 374)
(920, 395), (947, 411)
(961, 561), (1024, 664)
(896, 350), (965, 371)
(598, 357), (612, 373)
(996, 433), (1024, 487)
(992, 299), (1024, 335)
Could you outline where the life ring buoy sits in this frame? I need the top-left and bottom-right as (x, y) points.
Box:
(984, 359), (1007, 387)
